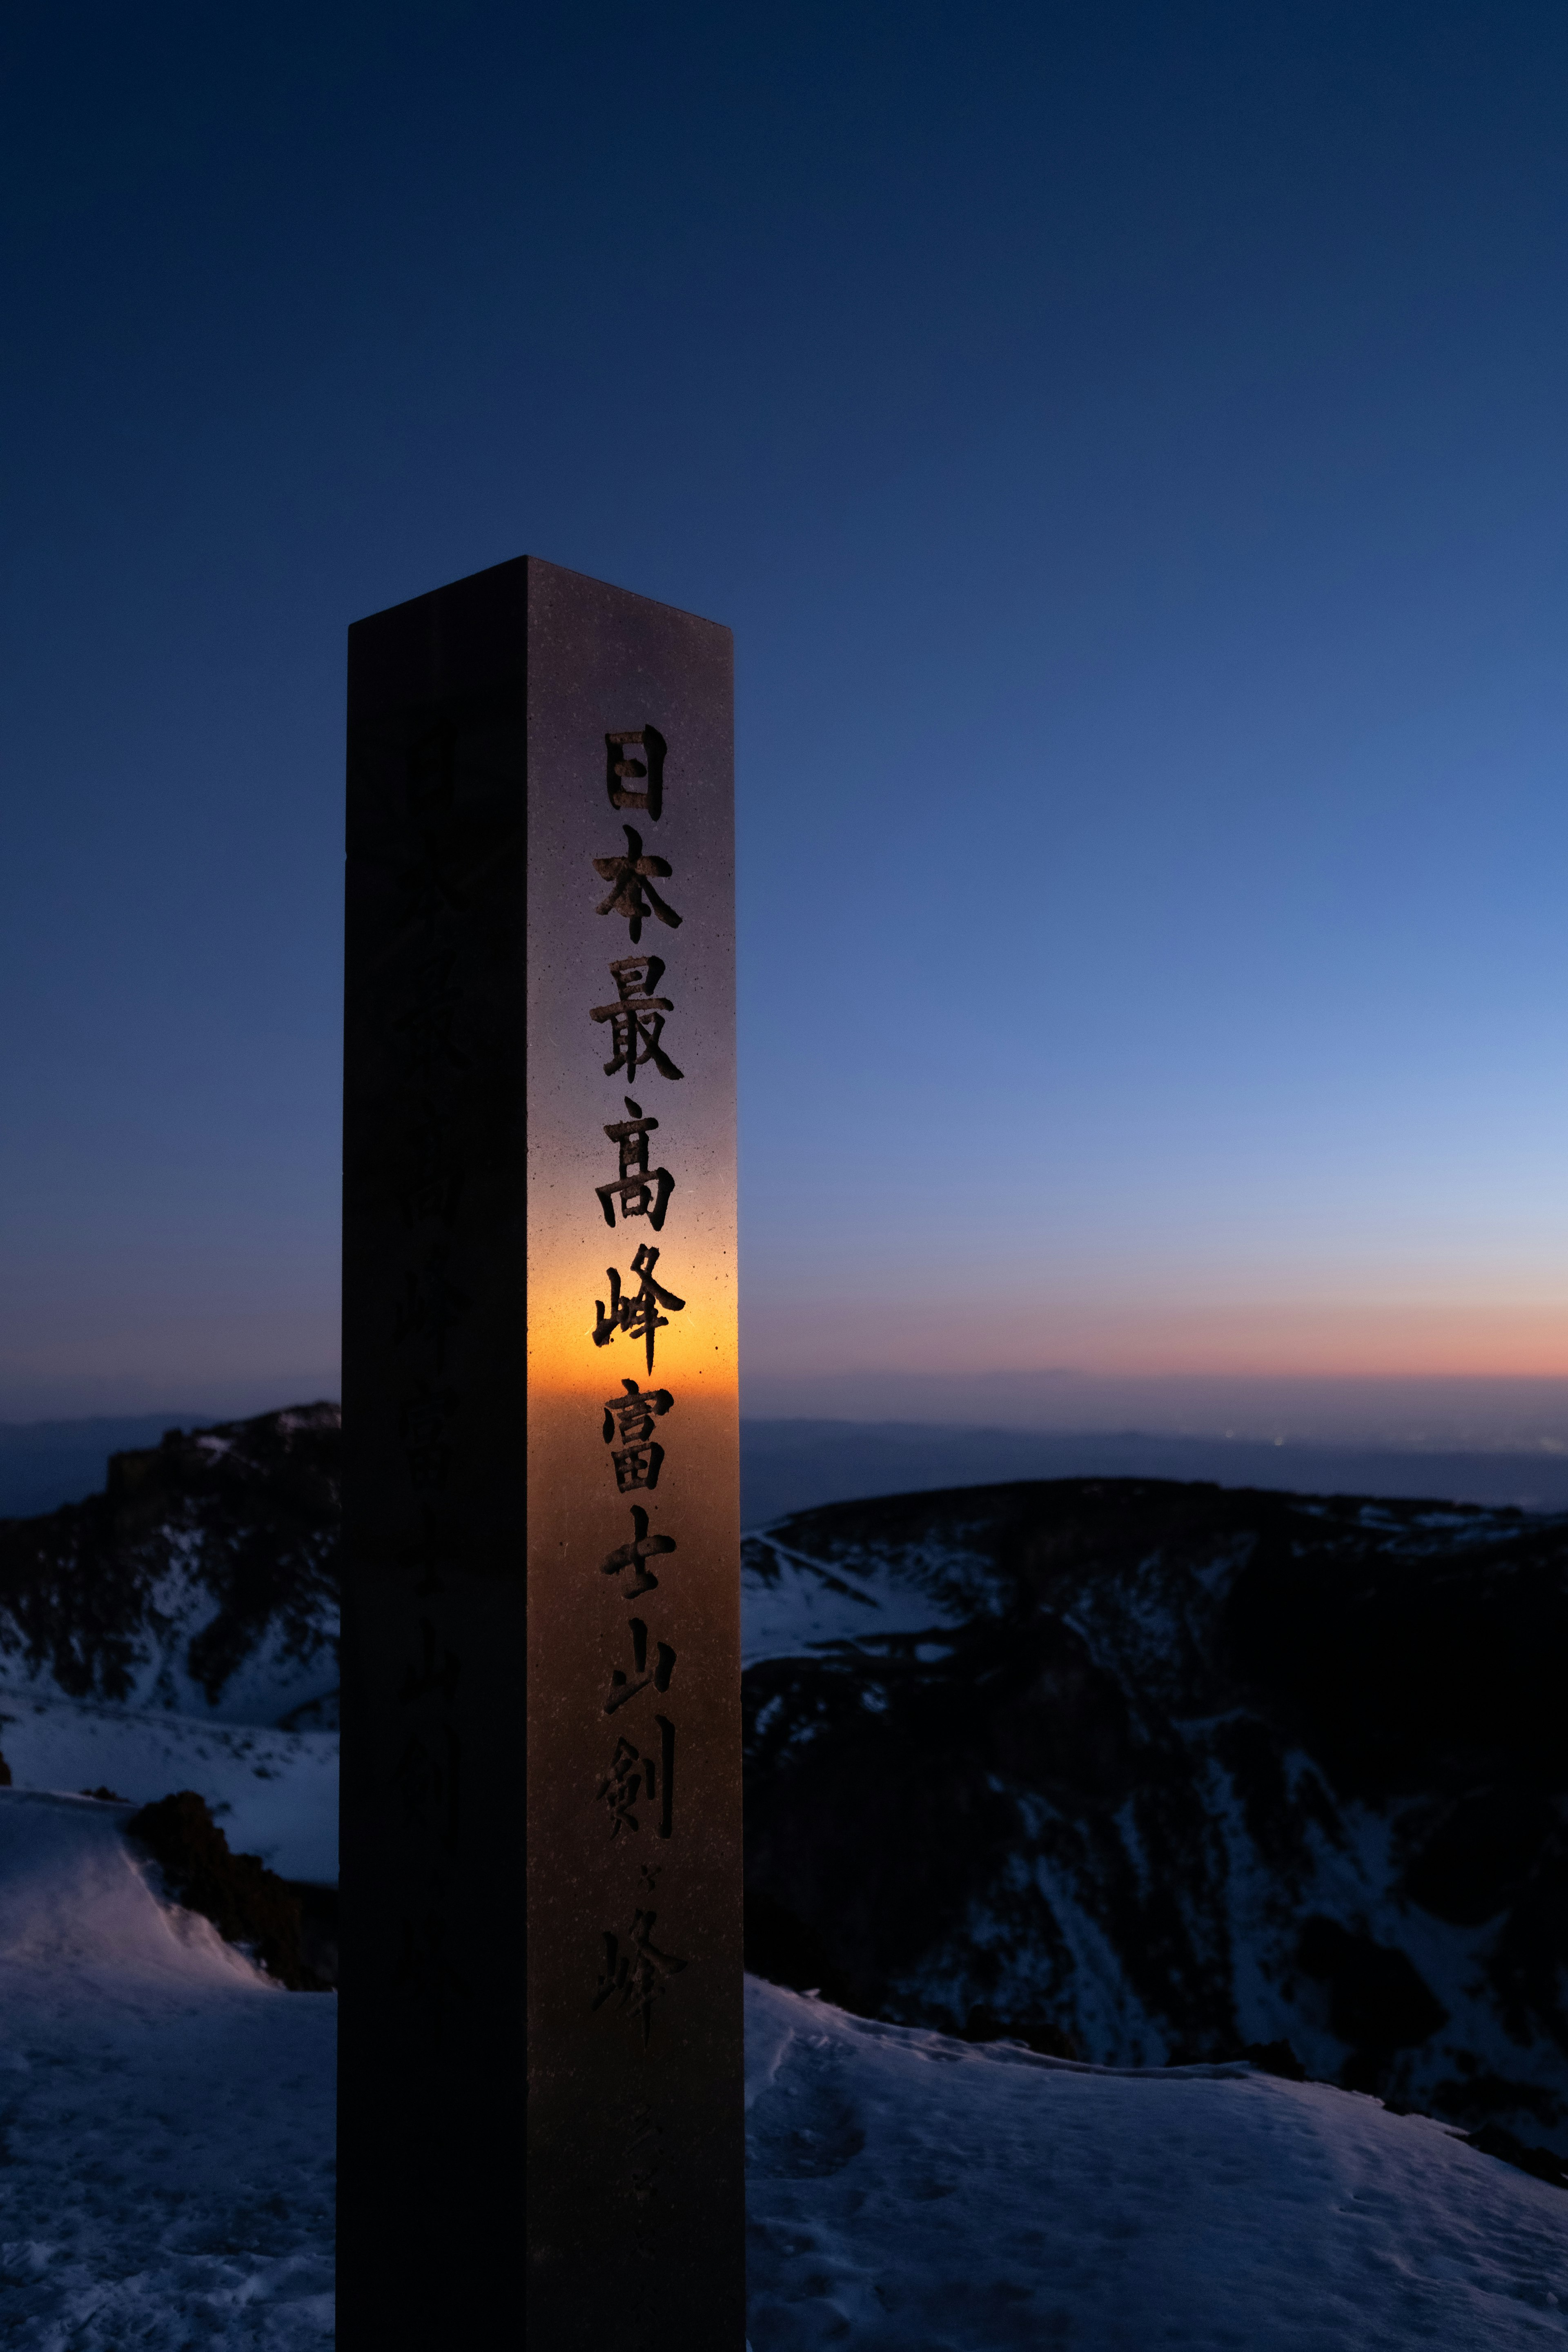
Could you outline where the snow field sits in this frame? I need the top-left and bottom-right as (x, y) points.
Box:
(1, 1783), (1563, 2348)
(0, 1690), (339, 1882)
(0, 1791), (335, 2350)
(744, 1978), (1568, 2350)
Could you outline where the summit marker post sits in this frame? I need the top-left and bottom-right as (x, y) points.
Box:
(340, 557), (743, 2347)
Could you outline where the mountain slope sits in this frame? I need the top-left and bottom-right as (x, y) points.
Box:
(742, 1478), (1568, 2158)
(0, 1404), (340, 1730)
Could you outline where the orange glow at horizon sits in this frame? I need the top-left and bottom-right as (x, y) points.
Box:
(741, 1294), (1568, 1383)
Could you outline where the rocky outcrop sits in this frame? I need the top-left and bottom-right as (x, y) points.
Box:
(0, 1405), (340, 1727)
(742, 1478), (1568, 2154)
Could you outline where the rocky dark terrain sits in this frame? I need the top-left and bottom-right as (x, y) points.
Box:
(0, 1404), (340, 1727)
(742, 1477), (1568, 2156)
(4, 1414), (1564, 2157)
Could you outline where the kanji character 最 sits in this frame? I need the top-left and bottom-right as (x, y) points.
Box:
(595, 1098), (674, 1233)
(589, 953), (683, 1082)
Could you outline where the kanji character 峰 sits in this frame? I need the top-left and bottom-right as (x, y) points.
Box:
(592, 1243), (685, 1374)
(591, 1900), (686, 2045)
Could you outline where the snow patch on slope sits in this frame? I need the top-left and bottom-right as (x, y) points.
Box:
(0, 1692), (338, 1881)
(741, 1531), (970, 1668)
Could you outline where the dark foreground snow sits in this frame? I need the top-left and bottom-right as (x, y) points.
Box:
(2, 1791), (1564, 2350)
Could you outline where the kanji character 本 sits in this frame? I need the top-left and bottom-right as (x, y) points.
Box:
(604, 1616), (676, 1715)
(594, 1715), (673, 1839)
(592, 1243), (686, 1374)
(592, 826), (682, 942)
(589, 954), (683, 1082)
(601, 1376), (673, 1493)
(595, 1098), (674, 1233)
(605, 726), (666, 820)
(592, 1900), (686, 2045)
(599, 1503), (676, 1597)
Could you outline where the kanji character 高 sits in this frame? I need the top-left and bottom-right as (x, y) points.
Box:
(595, 1097), (674, 1232)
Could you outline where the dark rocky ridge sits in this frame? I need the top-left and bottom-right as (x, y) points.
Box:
(742, 1477), (1568, 2154)
(0, 1405), (340, 1726)
(5, 1417), (1564, 2154)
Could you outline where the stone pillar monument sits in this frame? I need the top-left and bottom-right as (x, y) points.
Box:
(340, 557), (742, 2348)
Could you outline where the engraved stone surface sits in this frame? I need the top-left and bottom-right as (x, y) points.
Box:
(341, 557), (741, 2349)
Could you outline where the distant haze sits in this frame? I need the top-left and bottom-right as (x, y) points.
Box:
(740, 1370), (1568, 1454)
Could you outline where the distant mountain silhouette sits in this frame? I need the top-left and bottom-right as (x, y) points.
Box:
(739, 1418), (1568, 1524)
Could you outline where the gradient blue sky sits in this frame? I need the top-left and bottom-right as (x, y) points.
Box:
(3, 1), (1567, 1422)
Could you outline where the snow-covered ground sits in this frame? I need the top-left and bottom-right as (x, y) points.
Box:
(0, 1790), (335, 2349)
(0, 1692), (338, 1882)
(1, 1787), (1564, 2348)
(746, 1978), (1568, 2349)
(2, 1505), (1565, 2345)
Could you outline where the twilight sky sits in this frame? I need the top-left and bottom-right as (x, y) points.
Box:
(2, 1), (1567, 1423)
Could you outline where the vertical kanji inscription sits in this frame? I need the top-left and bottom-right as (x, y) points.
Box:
(341, 557), (740, 2352)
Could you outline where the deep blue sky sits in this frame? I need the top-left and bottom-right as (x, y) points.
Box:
(3, 1), (1566, 1421)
